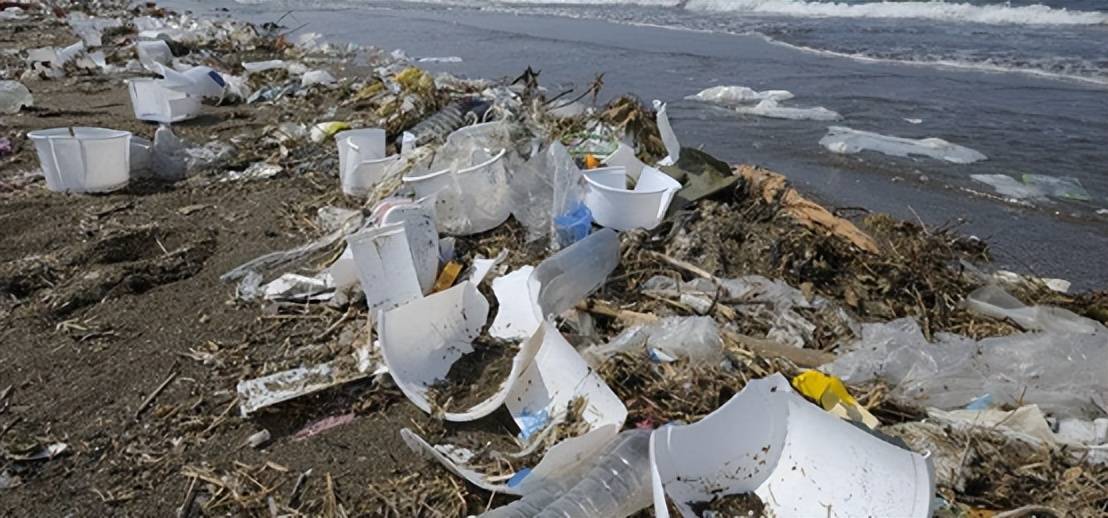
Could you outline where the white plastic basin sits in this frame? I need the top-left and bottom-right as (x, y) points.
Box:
(27, 127), (132, 193)
(583, 166), (680, 231)
(128, 78), (201, 123)
(401, 148), (510, 235)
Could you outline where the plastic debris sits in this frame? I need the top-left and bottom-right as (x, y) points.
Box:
(964, 285), (1102, 334)
(27, 127), (132, 193)
(582, 165), (681, 231)
(237, 346), (376, 416)
(791, 370), (879, 428)
(378, 281), (543, 421)
(532, 228), (620, 320)
(346, 223), (424, 316)
(311, 121), (352, 143)
(489, 266), (541, 341)
(335, 128), (399, 196)
(686, 85), (795, 105)
(650, 373), (934, 518)
(481, 430), (652, 517)
(244, 430), (271, 449)
(155, 64), (226, 100)
(294, 413), (355, 440)
(301, 69), (337, 88)
(584, 316), (722, 365)
(820, 126), (987, 164)
(66, 13), (122, 47)
(0, 80), (33, 114)
(971, 173), (1092, 202)
(403, 146), (511, 235)
(826, 315), (1108, 418)
(128, 78), (201, 123)
(734, 98), (842, 121)
(135, 40), (172, 72)
(379, 196), (440, 293)
(653, 100), (681, 166)
(149, 126), (233, 181)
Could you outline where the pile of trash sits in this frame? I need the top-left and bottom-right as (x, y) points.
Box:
(3, 2), (1107, 517)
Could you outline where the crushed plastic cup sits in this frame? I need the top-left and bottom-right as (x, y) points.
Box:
(553, 203), (592, 249)
(582, 166), (680, 231)
(344, 222), (423, 315)
(335, 128), (398, 196)
(128, 78), (201, 123)
(649, 373), (934, 518)
(27, 127), (132, 193)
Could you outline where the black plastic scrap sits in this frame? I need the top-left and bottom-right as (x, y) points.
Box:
(659, 147), (740, 215)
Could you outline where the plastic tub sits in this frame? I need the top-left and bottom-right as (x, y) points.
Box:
(27, 127), (132, 193)
(336, 128), (391, 196)
(128, 78), (201, 123)
(582, 166), (679, 231)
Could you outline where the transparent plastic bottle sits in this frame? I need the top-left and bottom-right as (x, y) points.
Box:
(481, 429), (653, 518)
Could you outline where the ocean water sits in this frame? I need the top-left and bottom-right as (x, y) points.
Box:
(167, 0), (1108, 288)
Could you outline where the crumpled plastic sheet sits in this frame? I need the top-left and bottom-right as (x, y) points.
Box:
(147, 126), (234, 181)
(222, 208), (365, 300)
(640, 274), (826, 348)
(508, 140), (585, 248)
(964, 285), (1103, 334)
(826, 316), (1108, 418)
(583, 316), (722, 365)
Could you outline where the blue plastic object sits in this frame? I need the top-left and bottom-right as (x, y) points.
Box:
(554, 203), (592, 248)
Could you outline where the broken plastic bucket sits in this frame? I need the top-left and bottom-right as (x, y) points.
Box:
(128, 78), (201, 123)
(650, 373), (934, 517)
(335, 128), (397, 196)
(344, 222), (423, 315)
(27, 127), (132, 193)
(377, 281), (544, 422)
(583, 166), (680, 231)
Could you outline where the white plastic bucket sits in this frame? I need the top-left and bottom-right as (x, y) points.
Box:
(401, 148), (510, 235)
(128, 78), (201, 123)
(27, 127), (132, 193)
(336, 128), (393, 196)
(583, 166), (680, 231)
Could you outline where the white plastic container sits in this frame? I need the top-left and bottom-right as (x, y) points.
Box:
(650, 373), (934, 518)
(582, 166), (680, 231)
(27, 127), (132, 193)
(128, 78), (201, 123)
(344, 222), (423, 315)
(335, 128), (398, 196)
(402, 149), (511, 235)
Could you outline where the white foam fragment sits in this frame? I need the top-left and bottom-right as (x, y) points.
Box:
(735, 98), (841, 121)
(685, 85), (794, 105)
(820, 126), (987, 164)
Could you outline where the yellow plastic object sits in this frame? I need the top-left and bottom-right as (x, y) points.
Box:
(431, 262), (463, 293)
(791, 370), (880, 429)
(396, 67), (434, 94)
(584, 154), (600, 170)
(310, 121), (351, 143)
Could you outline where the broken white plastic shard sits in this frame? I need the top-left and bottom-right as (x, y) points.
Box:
(734, 99), (842, 121)
(467, 249), (509, 286)
(601, 143), (646, 182)
(135, 40), (172, 72)
(685, 85), (794, 106)
(652, 100), (681, 166)
(127, 78), (201, 123)
(532, 228), (620, 319)
(261, 273), (333, 302)
(820, 126), (987, 164)
(378, 282), (544, 421)
(345, 223), (423, 315)
(489, 266), (541, 341)
(237, 346), (375, 416)
(301, 70), (337, 88)
(380, 197), (439, 294)
(650, 373), (934, 518)
(583, 166), (681, 231)
(401, 324), (627, 495)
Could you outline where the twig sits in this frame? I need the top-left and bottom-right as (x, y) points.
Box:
(135, 370), (178, 419)
(645, 251), (716, 280)
(177, 476), (198, 518)
(313, 307), (354, 341)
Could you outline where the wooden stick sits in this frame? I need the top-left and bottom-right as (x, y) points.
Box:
(644, 251), (716, 280)
(136, 370), (178, 419)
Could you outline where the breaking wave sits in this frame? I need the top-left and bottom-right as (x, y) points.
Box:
(684, 0), (1108, 26)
